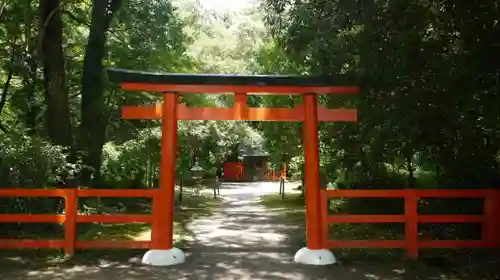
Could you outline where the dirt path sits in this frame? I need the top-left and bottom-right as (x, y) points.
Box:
(2, 182), (485, 280)
(178, 181), (335, 279)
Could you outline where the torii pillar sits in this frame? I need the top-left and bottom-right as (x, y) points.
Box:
(293, 93), (336, 265)
(141, 93), (184, 265)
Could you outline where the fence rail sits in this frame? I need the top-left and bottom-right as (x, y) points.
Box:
(0, 188), (157, 255)
(320, 188), (500, 258)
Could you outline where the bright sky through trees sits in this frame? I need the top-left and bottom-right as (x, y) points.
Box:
(199, 0), (259, 11)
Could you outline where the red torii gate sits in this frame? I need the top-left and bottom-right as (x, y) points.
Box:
(107, 68), (359, 266)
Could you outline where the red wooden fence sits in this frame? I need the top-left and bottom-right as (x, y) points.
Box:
(265, 169), (282, 181)
(223, 163), (283, 181)
(265, 164), (286, 181)
(0, 188), (157, 256)
(2, 187), (499, 259)
(320, 189), (500, 258)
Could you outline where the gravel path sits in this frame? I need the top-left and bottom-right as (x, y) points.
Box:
(2, 182), (476, 280)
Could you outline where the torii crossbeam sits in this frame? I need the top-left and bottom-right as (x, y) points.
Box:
(122, 101), (357, 122)
(107, 68), (359, 266)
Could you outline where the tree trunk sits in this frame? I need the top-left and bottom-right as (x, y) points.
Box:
(40, 0), (72, 147)
(80, 0), (121, 185)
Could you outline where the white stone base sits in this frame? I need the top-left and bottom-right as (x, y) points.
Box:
(141, 248), (185, 266)
(293, 247), (336, 265)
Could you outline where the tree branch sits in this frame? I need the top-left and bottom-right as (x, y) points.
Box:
(0, 55), (14, 115)
(62, 9), (129, 45)
(104, 0), (122, 31)
(0, 121), (7, 133)
(0, 0), (11, 23)
(62, 9), (90, 27)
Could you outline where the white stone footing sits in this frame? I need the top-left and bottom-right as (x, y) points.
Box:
(141, 248), (185, 266)
(293, 247), (336, 265)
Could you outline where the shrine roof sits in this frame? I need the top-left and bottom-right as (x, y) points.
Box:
(107, 68), (359, 94)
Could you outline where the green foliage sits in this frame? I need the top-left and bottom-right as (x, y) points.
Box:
(287, 155), (304, 180)
(261, 0), (500, 188)
(101, 120), (265, 188)
(0, 132), (78, 236)
(108, 0), (191, 71)
(179, 1), (266, 74)
(0, 132), (78, 188)
(101, 129), (161, 189)
(1, 0), (271, 193)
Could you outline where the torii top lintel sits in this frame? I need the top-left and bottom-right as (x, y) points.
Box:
(107, 68), (360, 95)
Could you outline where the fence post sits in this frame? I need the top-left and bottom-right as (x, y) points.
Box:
(213, 176), (219, 198)
(179, 177), (183, 203)
(482, 189), (495, 246)
(64, 188), (77, 256)
(319, 190), (329, 247)
(493, 190), (500, 248)
(280, 178), (285, 200)
(404, 189), (419, 259)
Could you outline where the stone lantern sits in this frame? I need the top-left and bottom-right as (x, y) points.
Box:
(190, 161), (204, 195)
